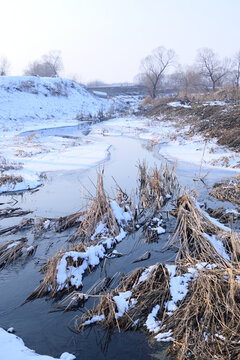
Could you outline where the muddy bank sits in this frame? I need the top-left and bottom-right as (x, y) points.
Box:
(141, 96), (240, 153)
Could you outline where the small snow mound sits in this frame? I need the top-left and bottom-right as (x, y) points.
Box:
(60, 353), (76, 360)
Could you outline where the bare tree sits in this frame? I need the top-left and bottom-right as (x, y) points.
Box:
(24, 61), (56, 77)
(232, 51), (240, 88)
(24, 50), (63, 77)
(196, 48), (230, 91)
(138, 46), (176, 98)
(0, 57), (10, 76)
(42, 50), (63, 77)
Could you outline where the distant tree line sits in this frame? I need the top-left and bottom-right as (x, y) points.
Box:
(1, 46), (240, 96)
(137, 46), (240, 98)
(0, 50), (63, 78)
(24, 50), (63, 77)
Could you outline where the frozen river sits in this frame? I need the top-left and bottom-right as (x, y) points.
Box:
(0, 120), (239, 360)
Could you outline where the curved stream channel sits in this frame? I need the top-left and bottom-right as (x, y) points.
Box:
(0, 123), (239, 359)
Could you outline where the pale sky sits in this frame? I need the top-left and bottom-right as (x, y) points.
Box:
(1, 0), (239, 83)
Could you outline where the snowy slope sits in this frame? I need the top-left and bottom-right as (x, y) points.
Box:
(0, 76), (118, 193)
(0, 76), (114, 122)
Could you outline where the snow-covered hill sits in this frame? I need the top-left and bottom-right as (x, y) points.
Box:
(0, 76), (115, 122)
(0, 76), (121, 194)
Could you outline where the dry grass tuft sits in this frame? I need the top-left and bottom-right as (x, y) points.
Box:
(49, 170), (129, 242)
(210, 174), (240, 205)
(55, 211), (86, 233)
(0, 174), (23, 188)
(25, 248), (68, 301)
(72, 171), (120, 242)
(0, 238), (34, 268)
(137, 162), (178, 216)
(165, 266), (240, 360)
(74, 190), (240, 359)
(75, 264), (170, 332)
(26, 171), (133, 301)
(206, 206), (237, 223)
(168, 191), (239, 264)
(74, 261), (240, 359)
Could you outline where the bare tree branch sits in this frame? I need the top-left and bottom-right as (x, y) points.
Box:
(138, 46), (176, 98)
(196, 48), (230, 91)
(24, 50), (63, 77)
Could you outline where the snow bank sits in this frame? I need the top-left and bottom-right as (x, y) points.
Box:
(0, 328), (75, 360)
(0, 76), (119, 193)
(0, 76), (113, 121)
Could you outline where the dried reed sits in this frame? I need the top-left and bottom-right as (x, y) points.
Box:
(164, 266), (240, 360)
(0, 238), (29, 268)
(137, 162), (178, 212)
(168, 191), (239, 264)
(26, 171), (133, 300)
(74, 190), (240, 360)
(210, 174), (240, 205)
(75, 264), (170, 331)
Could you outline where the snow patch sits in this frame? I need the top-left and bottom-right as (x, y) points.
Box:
(145, 305), (161, 333)
(0, 327), (76, 360)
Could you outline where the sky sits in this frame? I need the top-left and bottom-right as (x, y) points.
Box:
(1, 0), (240, 84)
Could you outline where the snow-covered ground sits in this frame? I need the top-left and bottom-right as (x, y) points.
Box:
(0, 76), (116, 122)
(0, 77), (239, 195)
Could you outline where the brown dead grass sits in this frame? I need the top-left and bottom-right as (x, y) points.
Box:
(142, 93), (240, 152)
(0, 238), (30, 268)
(137, 162), (178, 215)
(26, 171), (133, 301)
(75, 264), (170, 332)
(210, 174), (240, 205)
(168, 191), (238, 263)
(74, 190), (240, 359)
(0, 174), (23, 187)
(165, 265), (240, 360)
